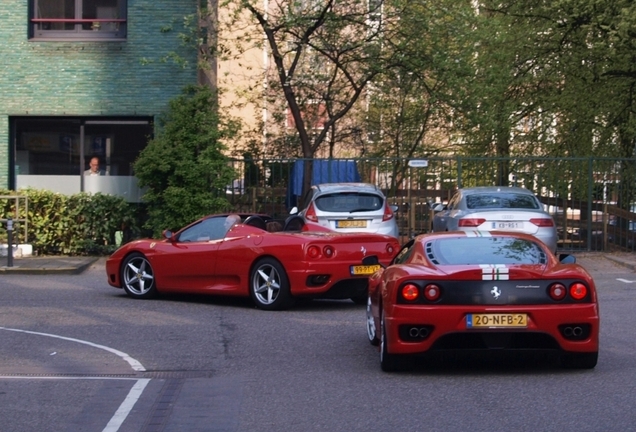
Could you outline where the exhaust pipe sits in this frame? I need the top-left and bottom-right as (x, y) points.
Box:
(560, 324), (589, 340)
(408, 327), (430, 338)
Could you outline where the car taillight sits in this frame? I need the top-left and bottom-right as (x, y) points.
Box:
(401, 284), (419, 301)
(458, 218), (486, 227)
(307, 245), (321, 258)
(530, 218), (555, 227)
(305, 203), (318, 222)
(382, 203), (395, 221)
(570, 283), (587, 300)
(549, 283), (567, 300)
(307, 245), (334, 259)
(424, 284), (441, 301)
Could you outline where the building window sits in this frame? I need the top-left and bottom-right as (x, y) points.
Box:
(10, 117), (152, 202)
(30, 0), (127, 40)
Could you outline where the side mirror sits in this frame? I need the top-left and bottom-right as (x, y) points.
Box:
(289, 206), (299, 215)
(432, 203), (445, 212)
(559, 254), (576, 264)
(163, 230), (174, 242)
(390, 204), (399, 213)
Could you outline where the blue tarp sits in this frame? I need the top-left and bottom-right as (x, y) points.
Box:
(286, 160), (361, 209)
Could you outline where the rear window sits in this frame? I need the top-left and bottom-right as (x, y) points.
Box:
(466, 193), (540, 210)
(427, 237), (547, 265)
(315, 193), (383, 212)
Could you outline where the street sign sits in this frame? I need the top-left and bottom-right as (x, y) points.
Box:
(408, 159), (428, 168)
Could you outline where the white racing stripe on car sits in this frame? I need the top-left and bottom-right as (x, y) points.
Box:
(480, 264), (509, 280)
(465, 231), (492, 237)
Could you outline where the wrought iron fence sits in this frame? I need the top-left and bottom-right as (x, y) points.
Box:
(224, 157), (636, 252)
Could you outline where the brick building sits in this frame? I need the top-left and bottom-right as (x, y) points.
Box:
(0, 0), (198, 201)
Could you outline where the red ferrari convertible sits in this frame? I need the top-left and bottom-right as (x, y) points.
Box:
(365, 231), (599, 371)
(106, 213), (399, 310)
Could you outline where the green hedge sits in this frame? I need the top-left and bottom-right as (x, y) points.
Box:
(0, 189), (140, 256)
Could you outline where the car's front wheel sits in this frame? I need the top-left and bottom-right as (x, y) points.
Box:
(250, 258), (294, 311)
(366, 296), (379, 346)
(121, 252), (157, 299)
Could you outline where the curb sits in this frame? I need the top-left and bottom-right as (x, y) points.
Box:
(603, 255), (636, 272)
(0, 258), (99, 275)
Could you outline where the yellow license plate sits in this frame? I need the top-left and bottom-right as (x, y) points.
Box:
(337, 220), (367, 228)
(466, 313), (527, 328)
(350, 264), (381, 275)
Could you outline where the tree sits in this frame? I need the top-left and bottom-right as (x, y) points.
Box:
(134, 85), (238, 236)
(471, 0), (636, 203)
(361, 0), (475, 191)
(220, 0), (402, 201)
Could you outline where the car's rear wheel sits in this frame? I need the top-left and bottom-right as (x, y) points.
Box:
(380, 312), (408, 372)
(350, 294), (367, 305)
(366, 296), (379, 346)
(250, 258), (294, 311)
(121, 252), (157, 299)
(561, 351), (598, 369)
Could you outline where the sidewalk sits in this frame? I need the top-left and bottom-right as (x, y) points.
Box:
(599, 253), (636, 272)
(0, 256), (100, 275)
(0, 252), (634, 275)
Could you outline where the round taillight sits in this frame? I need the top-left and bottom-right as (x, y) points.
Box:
(323, 246), (334, 258)
(401, 284), (419, 301)
(570, 283), (587, 300)
(549, 283), (567, 301)
(424, 284), (441, 301)
(307, 245), (321, 259)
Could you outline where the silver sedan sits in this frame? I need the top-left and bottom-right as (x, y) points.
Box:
(431, 186), (558, 253)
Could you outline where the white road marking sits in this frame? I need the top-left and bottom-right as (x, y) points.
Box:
(0, 326), (145, 371)
(102, 379), (151, 432)
(0, 327), (149, 432)
(617, 278), (635, 284)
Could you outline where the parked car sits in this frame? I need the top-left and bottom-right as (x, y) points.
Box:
(106, 213), (399, 310)
(431, 186), (557, 253)
(290, 183), (400, 239)
(364, 230), (599, 372)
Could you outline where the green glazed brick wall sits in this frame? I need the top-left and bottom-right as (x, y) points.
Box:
(0, 0), (199, 188)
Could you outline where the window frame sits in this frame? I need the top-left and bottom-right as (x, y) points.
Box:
(29, 0), (127, 41)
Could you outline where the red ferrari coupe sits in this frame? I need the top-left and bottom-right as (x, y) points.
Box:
(365, 231), (599, 371)
(106, 213), (399, 310)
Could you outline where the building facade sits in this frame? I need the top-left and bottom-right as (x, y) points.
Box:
(1, 0), (198, 201)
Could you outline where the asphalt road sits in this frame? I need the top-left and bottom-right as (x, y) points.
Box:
(1, 255), (635, 432)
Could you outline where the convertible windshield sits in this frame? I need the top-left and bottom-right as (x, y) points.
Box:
(428, 237), (547, 265)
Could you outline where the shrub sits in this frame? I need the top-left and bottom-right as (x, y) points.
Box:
(0, 188), (139, 256)
(134, 85), (238, 236)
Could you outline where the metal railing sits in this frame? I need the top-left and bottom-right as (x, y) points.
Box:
(224, 156), (636, 252)
(1, 195), (29, 244)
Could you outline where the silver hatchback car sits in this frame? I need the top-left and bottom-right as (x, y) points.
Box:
(431, 186), (558, 253)
(290, 183), (400, 239)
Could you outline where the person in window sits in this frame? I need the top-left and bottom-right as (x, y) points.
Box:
(85, 156), (108, 176)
